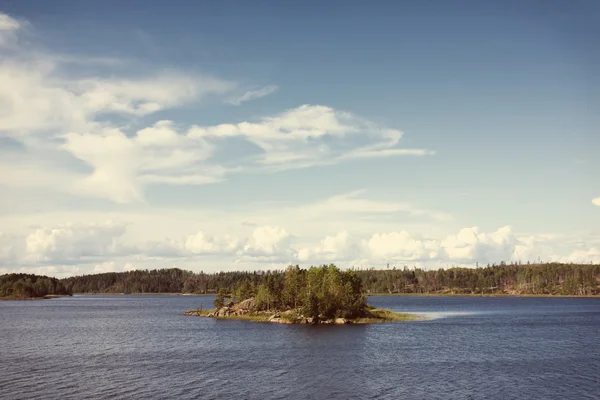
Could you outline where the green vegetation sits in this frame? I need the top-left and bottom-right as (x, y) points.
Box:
(354, 309), (419, 324)
(183, 307), (212, 317)
(213, 288), (230, 309)
(359, 262), (599, 296)
(60, 262), (599, 296)
(0, 273), (72, 300)
(235, 264), (367, 320)
(186, 265), (423, 324)
(213, 313), (273, 322)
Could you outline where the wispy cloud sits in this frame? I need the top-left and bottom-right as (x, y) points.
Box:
(228, 85), (278, 105)
(0, 10), (432, 204)
(297, 190), (453, 222)
(0, 12), (21, 47)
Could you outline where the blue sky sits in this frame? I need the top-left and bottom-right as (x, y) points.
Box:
(0, 1), (598, 276)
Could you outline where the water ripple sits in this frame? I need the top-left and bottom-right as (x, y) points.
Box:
(1, 295), (599, 400)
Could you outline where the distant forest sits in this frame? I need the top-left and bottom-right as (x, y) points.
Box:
(0, 273), (72, 299)
(56, 262), (600, 296)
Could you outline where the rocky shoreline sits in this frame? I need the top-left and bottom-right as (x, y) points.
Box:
(184, 297), (418, 324)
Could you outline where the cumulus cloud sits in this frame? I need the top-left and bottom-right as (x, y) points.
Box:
(299, 226), (552, 266)
(593, 197), (600, 207)
(1, 217), (598, 275)
(241, 226), (295, 260)
(367, 231), (439, 261)
(228, 85), (278, 105)
(24, 221), (128, 263)
(440, 226), (518, 263)
(297, 231), (361, 262)
(562, 248), (600, 264)
(185, 231), (242, 255)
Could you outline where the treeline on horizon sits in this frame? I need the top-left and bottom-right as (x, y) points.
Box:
(51, 261), (600, 296)
(0, 273), (72, 299)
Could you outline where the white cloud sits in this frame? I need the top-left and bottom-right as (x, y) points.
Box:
(185, 231), (242, 255)
(93, 261), (137, 273)
(366, 231), (439, 261)
(0, 58), (233, 139)
(242, 226), (295, 260)
(339, 148), (435, 160)
(562, 248), (600, 264)
(51, 104), (429, 203)
(61, 122), (219, 203)
(0, 11), (432, 204)
(0, 265), (84, 278)
(0, 231), (23, 264)
(299, 226), (551, 266)
(0, 11), (236, 203)
(298, 231), (359, 262)
(593, 197), (600, 207)
(189, 104), (431, 171)
(24, 221), (128, 263)
(0, 12), (20, 47)
(1, 216), (598, 275)
(297, 190), (452, 223)
(228, 85), (278, 105)
(440, 226), (518, 263)
(0, 13), (20, 31)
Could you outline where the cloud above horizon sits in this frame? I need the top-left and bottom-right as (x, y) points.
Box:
(0, 9), (597, 277)
(1, 219), (598, 278)
(0, 11), (432, 204)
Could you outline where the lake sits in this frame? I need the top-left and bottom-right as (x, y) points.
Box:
(1, 295), (599, 399)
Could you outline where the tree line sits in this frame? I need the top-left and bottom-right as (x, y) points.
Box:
(56, 262), (599, 296)
(0, 273), (72, 299)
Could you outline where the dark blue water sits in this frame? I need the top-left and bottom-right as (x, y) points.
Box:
(1, 295), (599, 400)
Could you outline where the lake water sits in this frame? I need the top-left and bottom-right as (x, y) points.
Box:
(1, 295), (599, 399)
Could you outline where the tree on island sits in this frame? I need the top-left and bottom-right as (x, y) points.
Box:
(213, 288), (230, 309)
(229, 264), (368, 321)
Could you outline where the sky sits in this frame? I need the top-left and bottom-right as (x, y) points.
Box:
(0, 0), (599, 277)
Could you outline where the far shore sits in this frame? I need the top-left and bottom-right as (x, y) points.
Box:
(0, 294), (72, 301)
(367, 292), (600, 298)
(67, 292), (600, 298)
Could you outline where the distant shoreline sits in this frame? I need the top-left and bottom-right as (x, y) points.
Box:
(0, 294), (72, 301)
(66, 292), (600, 298)
(367, 293), (600, 298)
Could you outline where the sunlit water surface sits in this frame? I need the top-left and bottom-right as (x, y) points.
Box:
(1, 295), (599, 399)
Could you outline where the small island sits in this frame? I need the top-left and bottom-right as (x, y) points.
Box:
(185, 264), (419, 324)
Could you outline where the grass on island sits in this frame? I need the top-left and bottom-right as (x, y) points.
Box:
(216, 313), (273, 322)
(353, 308), (421, 324)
